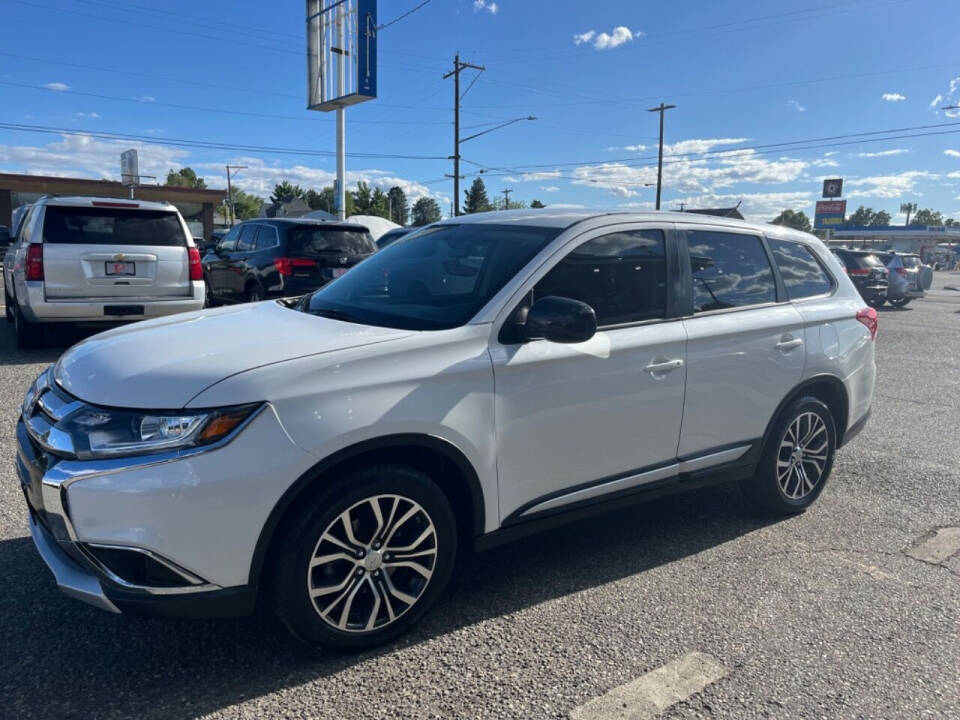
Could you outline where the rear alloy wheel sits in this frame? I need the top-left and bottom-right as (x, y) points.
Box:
(246, 284), (264, 303)
(743, 397), (835, 515)
(889, 297), (910, 308)
(865, 297), (885, 309)
(271, 464), (456, 650)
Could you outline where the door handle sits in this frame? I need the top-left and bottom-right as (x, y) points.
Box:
(775, 336), (804, 351)
(645, 358), (684, 374)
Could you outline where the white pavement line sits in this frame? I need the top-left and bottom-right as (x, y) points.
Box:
(905, 527), (960, 565)
(568, 651), (728, 720)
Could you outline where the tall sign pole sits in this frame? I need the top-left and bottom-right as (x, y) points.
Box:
(647, 102), (676, 211)
(335, 2), (346, 220)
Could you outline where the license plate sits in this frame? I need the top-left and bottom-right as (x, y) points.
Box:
(105, 261), (135, 276)
(332, 267), (348, 278)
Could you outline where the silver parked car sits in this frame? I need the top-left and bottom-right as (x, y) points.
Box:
(4, 196), (205, 348)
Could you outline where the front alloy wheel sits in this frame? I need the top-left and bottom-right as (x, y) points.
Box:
(272, 464), (456, 650)
(307, 495), (438, 632)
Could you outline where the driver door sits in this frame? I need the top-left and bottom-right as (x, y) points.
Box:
(490, 224), (687, 523)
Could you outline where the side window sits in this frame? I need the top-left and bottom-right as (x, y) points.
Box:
(255, 225), (278, 250)
(688, 231), (776, 312)
(236, 224), (258, 252)
(533, 229), (667, 326)
(768, 239), (833, 300)
(219, 225), (241, 252)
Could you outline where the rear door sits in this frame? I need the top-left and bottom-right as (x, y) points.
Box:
(225, 223), (259, 300)
(40, 204), (192, 300)
(205, 224), (240, 300)
(678, 227), (805, 458)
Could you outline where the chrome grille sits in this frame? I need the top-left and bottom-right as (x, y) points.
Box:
(22, 370), (80, 457)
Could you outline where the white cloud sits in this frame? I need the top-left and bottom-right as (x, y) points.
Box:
(856, 148), (908, 158)
(846, 170), (937, 199)
(473, 0), (498, 14)
(787, 100), (806, 112)
(605, 144), (648, 153)
(508, 170), (562, 182)
(0, 133), (446, 207)
(664, 138), (748, 156)
(138, 95), (156, 103)
(881, 93), (906, 102)
(574, 26), (642, 50)
(541, 186), (560, 192)
(824, 151), (839, 157)
(810, 158), (840, 167)
(74, 112), (101, 119)
(930, 93), (944, 108)
(947, 171), (960, 178)
(43, 82), (70, 91)
(945, 149), (960, 157)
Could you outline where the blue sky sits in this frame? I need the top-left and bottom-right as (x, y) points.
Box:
(2, 0), (959, 221)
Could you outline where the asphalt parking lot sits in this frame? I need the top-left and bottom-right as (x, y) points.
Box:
(1, 278), (958, 720)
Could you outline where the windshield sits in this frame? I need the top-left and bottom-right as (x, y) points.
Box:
(303, 223), (559, 330)
(901, 255), (921, 268)
(287, 225), (376, 256)
(855, 253), (885, 269)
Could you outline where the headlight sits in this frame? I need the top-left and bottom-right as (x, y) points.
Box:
(58, 404), (261, 460)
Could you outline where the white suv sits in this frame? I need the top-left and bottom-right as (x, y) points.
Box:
(17, 211), (876, 649)
(4, 196), (205, 348)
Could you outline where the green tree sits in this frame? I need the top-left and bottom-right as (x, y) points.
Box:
(530, 199), (546, 208)
(463, 178), (492, 214)
(410, 197), (442, 226)
(387, 186), (409, 225)
(166, 167), (206, 189)
(353, 181), (374, 215)
(844, 206), (877, 226)
(871, 210), (892, 226)
(270, 181), (305, 205)
(305, 186), (353, 216)
(912, 208), (944, 226)
(220, 188), (262, 224)
(769, 209), (812, 232)
(371, 187), (390, 219)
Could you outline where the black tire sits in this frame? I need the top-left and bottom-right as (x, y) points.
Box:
(4, 289), (13, 323)
(865, 297), (885, 309)
(889, 297), (910, 308)
(246, 283), (264, 303)
(203, 277), (217, 308)
(743, 396), (836, 515)
(271, 463), (457, 651)
(13, 299), (43, 349)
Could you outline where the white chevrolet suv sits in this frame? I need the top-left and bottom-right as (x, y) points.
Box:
(4, 196), (205, 348)
(17, 211), (876, 649)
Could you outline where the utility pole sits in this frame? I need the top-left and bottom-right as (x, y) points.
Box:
(335, 2), (347, 220)
(501, 188), (512, 210)
(647, 102), (676, 210)
(444, 52), (485, 216)
(225, 165), (248, 227)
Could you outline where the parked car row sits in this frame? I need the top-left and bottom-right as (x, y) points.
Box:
(830, 248), (932, 308)
(18, 209), (877, 650)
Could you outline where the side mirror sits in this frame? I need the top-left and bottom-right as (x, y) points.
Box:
(202, 242), (218, 255)
(524, 296), (597, 343)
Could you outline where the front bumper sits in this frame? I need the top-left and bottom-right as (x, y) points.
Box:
(17, 373), (318, 616)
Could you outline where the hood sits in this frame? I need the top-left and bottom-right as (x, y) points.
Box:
(55, 301), (412, 408)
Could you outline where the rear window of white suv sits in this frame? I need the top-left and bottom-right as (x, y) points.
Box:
(42, 206), (186, 246)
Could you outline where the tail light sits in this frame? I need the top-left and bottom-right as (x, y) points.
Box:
(26, 243), (44, 281)
(846, 268), (871, 276)
(187, 247), (203, 281)
(894, 267), (907, 277)
(856, 307), (878, 341)
(274, 257), (317, 276)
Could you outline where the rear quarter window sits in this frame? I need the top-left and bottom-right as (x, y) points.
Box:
(768, 238), (834, 299)
(42, 206), (186, 246)
(287, 226), (377, 256)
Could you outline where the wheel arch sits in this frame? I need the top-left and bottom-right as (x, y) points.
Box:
(760, 374), (850, 457)
(248, 433), (485, 590)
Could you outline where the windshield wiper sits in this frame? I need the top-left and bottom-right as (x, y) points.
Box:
(310, 307), (361, 323)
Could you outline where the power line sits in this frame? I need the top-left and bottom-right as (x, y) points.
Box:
(378, 0), (434, 31)
(0, 122), (449, 160)
(0, 80), (451, 125)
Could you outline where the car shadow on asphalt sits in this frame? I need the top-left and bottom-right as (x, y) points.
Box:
(0, 485), (776, 720)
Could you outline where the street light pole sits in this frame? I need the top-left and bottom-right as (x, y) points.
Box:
(225, 165), (248, 227)
(647, 102), (676, 211)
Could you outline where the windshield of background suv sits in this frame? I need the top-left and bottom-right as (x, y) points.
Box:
(852, 253), (885, 269)
(42, 206), (186, 246)
(901, 255), (921, 268)
(287, 225), (377, 256)
(303, 223), (559, 330)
